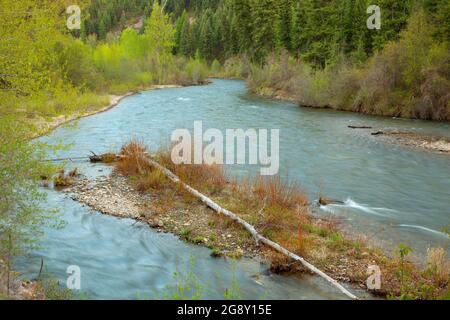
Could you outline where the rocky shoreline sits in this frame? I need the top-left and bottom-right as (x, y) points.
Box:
(57, 170), (386, 298)
(64, 175), (145, 220)
(62, 173), (260, 259)
(371, 130), (450, 154)
(55, 161), (450, 299)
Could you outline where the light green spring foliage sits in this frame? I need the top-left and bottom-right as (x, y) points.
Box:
(160, 256), (205, 300)
(223, 260), (241, 300)
(158, 256), (242, 300)
(0, 117), (63, 261)
(0, 0), (108, 118)
(1, 0), (78, 115)
(144, 2), (175, 56)
(1, 1), (209, 118)
(0, 1), (75, 268)
(0, 2), (210, 296)
(90, 2), (207, 92)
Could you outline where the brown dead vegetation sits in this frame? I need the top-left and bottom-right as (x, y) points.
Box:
(112, 140), (449, 299)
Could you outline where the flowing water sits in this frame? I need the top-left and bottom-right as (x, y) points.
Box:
(17, 79), (450, 299)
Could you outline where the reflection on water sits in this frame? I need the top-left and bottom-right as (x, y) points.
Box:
(18, 79), (450, 299)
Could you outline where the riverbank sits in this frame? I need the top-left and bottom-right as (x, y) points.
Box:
(1, 83), (200, 300)
(250, 86), (450, 155)
(57, 141), (449, 300)
(32, 84), (184, 138)
(0, 263), (47, 300)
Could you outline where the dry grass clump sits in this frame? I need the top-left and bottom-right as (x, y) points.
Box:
(426, 247), (450, 286)
(175, 163), (227, 194)
(154, 147), (228, 194)
(115, 140), (150, 176)
(252, 175), (308, 209)
(214, 174), (312, 259)
(135, 170), (170, 192)
(115, 140), (172, 192)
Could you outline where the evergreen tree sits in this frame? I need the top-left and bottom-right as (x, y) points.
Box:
(277, 0), (294, 50)
(199, 10), (215, 60)
(291, 0), (310, 55)
(174, 10), (188, 54)
(251, 0), (279, 63)
(232, 0), (253, 53)
(179, 15), (193, 57)
(371, 0), (413, 51)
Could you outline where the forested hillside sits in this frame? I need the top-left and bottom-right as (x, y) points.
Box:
(82, 0), (449, 120)
(84, 0), (448, 65)
(172, 0), (448, 121)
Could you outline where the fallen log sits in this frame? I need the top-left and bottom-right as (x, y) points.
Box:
(44, 152), (124, 163)
(89, 152), (123, 163)
(348, 125), (373, 129)
(318, 197), (345, 206)
(144, 156), (359, 300)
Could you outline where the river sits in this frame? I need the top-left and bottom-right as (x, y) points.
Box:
(16, 79), (450, 299)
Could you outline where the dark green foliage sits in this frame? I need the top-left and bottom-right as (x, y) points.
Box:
(83, 0), (150, 40)
(277, 0), (294, 50)
(251, 0), (280, 63)
(232, 0), (253, 53)
(370, 0), (413, 51)
(83, 0), (447, 68)
(81, 0), (447, 69)
(423, 0), (450, 42)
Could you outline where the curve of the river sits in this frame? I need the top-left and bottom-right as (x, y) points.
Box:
(17, 79), (450, 299)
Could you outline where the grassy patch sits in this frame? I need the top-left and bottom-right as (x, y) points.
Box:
(180, 228), (192, 242)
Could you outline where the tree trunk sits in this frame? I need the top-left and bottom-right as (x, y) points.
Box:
(145, 157), (359, 300)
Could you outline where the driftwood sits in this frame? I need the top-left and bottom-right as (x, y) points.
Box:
(44, 153), (122, 163)
(144, 157), (359, 300)
(89, 152), (123, 163)
(43, 156), (89, 162)
(318, 197), (345, 206)
(371, 131), (385, 136)
(348, 125), (373, 129)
